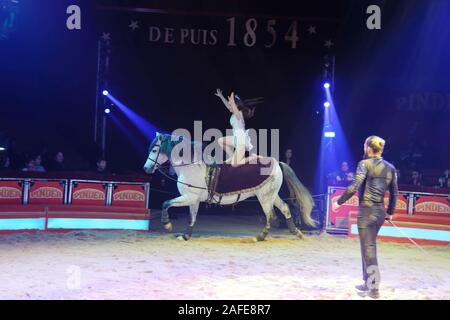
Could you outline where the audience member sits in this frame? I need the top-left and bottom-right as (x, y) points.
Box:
(33, 155), (45, 172)
(435, 169), (450, 188)
(21, 158), (35, 172)
(327, 161), (354, 186)
(96, 158), (109, 174)
(336, 161), (353, 182)
(49, 151), (66, 171)
(284, 148), (300, 175)
(408, 170), (423, 186)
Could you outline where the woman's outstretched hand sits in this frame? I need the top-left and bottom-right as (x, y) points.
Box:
(214, 88), (223, 97)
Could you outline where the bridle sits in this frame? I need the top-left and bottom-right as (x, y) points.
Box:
(146, 142), (203, 169)
(146, 143), (163, 171)
(146, 142), (208, 190)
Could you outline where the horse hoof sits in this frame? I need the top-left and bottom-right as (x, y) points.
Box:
(256, 234), (267, 241)
(176, 235), (186, 241)
(296, 231), (304, 239)
(164, 222), (173, 232)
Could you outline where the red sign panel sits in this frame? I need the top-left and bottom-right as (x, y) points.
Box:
(328, 188), (358, 228)
(0, 181), (23, 205)
(111, 184), (146, 208)
(71, 182), (106, 206)
(29, 181), (64, 205)
(414, 195), (450, 216)
(328, 188), (408, 229)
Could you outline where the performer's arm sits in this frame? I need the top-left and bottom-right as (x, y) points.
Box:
(337, 160), (368, 205)
(214, 88), (232, 112)
(386, 169), (399, 215)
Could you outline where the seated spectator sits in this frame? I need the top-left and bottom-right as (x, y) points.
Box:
(337, 161), (352, 181)
(49, 151), (66, 171)
(33, 154), (45, 172)
(346, 171), (354, 182)
(21, 158), (36, 172)
(436, 176), (446, 188)
(408, 170), (423, 186)
(436, 169), (450, 188)
(96, 158), (109, 174)
(328, 161), (354, 186)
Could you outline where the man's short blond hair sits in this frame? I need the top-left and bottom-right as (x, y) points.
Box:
(365, 135), (385, 154)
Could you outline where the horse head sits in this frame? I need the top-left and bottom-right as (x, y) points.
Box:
(143, 133), (183, 174)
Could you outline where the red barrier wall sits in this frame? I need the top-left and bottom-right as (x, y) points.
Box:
(29, 181), (65, 205)
(414, 195), (450, 217)
(71, 182), (107, 206)
(111, 184), (146, 208)
(0, 181), (23, 205)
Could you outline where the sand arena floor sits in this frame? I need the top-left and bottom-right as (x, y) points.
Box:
(0, 214), (449, 300)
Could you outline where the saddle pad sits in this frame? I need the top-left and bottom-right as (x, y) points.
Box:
(214, 157), (273, 195)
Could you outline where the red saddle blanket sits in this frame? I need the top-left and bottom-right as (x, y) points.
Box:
(213, 157), (274, 195)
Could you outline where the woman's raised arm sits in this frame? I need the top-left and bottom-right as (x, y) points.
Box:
(214, 88), (232, 112)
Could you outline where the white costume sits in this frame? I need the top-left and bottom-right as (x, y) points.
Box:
(230, 113), (253, 151)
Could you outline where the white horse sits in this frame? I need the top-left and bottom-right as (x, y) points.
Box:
(143, 133), (316, 241)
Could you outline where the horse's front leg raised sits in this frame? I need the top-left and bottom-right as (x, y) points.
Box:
(161, 195), (198, 232)
(180, 202), (200, 241)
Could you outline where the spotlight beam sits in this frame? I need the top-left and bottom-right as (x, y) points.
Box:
(105, 94), (163, 140)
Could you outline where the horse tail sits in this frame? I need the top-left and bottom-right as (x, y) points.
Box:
(279, 162), (317, 228)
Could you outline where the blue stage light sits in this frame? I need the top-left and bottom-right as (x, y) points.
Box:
(323, 83), (330, 89)
(324, 101), (331, 107)
(104, 108), (111, 114)
(102, 90), (109, 96)
(104, 93), (163, 140)
(324, 131), (336, 138)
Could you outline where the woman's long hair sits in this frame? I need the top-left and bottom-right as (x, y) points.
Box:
(234, 95), (264, 119)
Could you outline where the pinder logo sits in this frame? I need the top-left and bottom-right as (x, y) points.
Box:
(384, 197), (407, 211)
(397, 199), (407, 210)
(30, 187), (63, 199)
(0, 187), (21, 199)
(73, 188), (105, 200)
(113, 190), (145, 202)
(415, 202), (450, 214)
(331, 195), (358, 211)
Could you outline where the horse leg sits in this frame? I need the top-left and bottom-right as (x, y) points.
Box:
(274, 195), (304, 239)
(180, 202), (200, 241)
(161, 195), (198, 232)
(256, 195), (276, 241)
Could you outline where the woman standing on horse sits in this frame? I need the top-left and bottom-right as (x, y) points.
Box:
(214, 89), (258, 166)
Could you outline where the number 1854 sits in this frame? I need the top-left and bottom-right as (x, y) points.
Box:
(226, 17), (299, 49)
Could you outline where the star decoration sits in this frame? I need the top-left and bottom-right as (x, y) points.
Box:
(307, 25), (316, 35)
(101, 32), (111, 41)
(129, 20), (139, 31)
(324, 40), (334, 48)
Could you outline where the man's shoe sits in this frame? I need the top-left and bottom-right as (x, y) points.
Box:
(357, 289), (380, 299)
(367, 289), (380, 299)
(355, 283), (369, 291)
